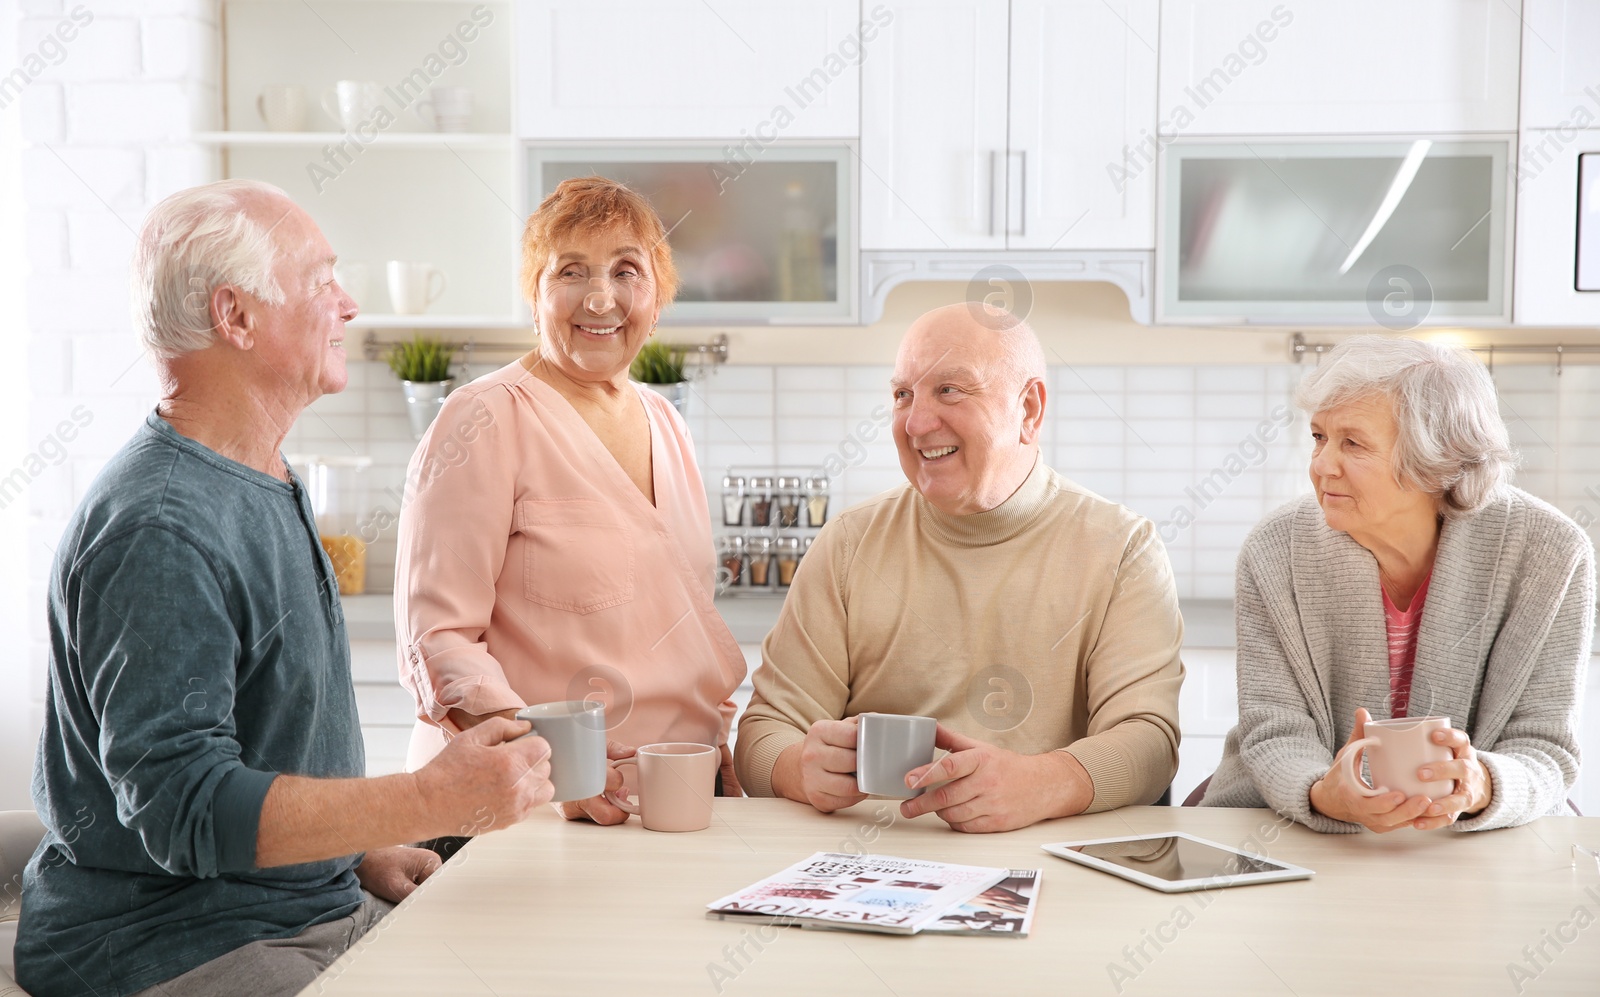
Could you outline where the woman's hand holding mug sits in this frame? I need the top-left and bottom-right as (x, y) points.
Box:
(557, 740), (638, 825)
(1410, 726), (1493, 830)
(1312, 709), (1442, 832)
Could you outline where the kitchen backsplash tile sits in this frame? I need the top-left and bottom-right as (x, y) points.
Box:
(285, 361), (1600, 602)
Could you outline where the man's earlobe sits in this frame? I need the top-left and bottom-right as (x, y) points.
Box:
(211, 286), (253, 350)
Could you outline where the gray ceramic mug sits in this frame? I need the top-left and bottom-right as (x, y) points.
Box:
(515, 701), (607, 803)
(855, 712), (937, 799)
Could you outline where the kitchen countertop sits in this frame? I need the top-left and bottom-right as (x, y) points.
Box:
(341, 593), (1236, 648)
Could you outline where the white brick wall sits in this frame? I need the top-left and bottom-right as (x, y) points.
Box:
(13, 0), (221, 807)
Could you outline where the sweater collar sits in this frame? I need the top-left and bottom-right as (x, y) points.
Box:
(917, 453), (1053, 547)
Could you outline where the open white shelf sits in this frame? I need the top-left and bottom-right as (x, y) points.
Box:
(348, 314), (523, 330)
(195, 131), (514, 149)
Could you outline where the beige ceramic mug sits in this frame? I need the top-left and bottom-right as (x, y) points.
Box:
(1338, 715), (1454, 799)
(604, 742), (717, 832)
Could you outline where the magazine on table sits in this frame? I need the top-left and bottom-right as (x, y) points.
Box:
(706, 852), (1008, 935)
(920, 869), (1041, 937)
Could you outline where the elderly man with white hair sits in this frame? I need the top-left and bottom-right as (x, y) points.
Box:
(15, 180), (556, 997)
(1202, 335), (1596, 833)
(735, 302), (1185, 832)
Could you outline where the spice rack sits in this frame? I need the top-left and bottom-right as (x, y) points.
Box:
(715, 467), (832, 597)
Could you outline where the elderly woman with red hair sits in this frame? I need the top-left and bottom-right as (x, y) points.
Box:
(396, 177), (746, 829)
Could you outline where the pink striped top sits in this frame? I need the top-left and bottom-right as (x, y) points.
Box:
(1381, 572), (1432, 718)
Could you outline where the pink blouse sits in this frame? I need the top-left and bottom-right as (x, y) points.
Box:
(1381, 571), (1432, 718)
(395, 361), (745, 771)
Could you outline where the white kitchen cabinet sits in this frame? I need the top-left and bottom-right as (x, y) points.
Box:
(1173, 647), (1239, 805)
(1514, 128), (1600, 324)
(859, 0), (1010, 250)
(1521, 0), (1600, 130)
(516, 0), (863, 139)
(861, 0), (1155, 251)
(1158, 0), (1522, 136)
(1009, 0), (1157, 250)
(350, 638), (413, 776)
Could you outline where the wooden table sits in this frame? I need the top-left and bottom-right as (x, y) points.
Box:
(307, 800), (1600, 996)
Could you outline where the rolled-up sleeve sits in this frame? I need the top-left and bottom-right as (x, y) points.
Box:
(395, 388), (526, 726)
(76, 527), (276, 877)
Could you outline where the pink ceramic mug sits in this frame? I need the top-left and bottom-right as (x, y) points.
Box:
(603, 742), (717, 832)
(1338, 716), (1454, 799)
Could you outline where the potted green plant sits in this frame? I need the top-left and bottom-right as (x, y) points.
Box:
(386, 336), (458, 439)
(630, 339), (691, 417)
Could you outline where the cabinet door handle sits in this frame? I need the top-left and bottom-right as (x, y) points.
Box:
(1019, 149), (1026, 238)
(1007, 150), (1027, 238)
(988, 149), (998, 238)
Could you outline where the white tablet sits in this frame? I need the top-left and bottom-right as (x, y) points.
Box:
(1040, 832), (1314, 894)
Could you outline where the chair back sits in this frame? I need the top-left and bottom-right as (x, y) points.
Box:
(1181, 775), (1213, 807)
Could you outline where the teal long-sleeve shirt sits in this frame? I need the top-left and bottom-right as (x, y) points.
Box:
(16, 411), (366, 997)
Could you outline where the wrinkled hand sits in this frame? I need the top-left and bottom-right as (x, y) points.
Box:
(415, 718), (555, 839)
(897, 725), (1092, 833)
(356, 845), (441, 903)
(557, 741), (638, 825)
(774, 718), (866, 813)
(1408, 726), (1493, 830)
(1311, 709), (1433, 832)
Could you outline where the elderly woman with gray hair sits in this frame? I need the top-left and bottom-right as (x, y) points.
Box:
(1202, 336), (1595, 833)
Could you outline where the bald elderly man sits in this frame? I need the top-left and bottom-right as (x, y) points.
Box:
(735, 304), (1184, 832)
(17, 180), (555, 997)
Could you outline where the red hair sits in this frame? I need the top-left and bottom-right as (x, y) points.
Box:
(518, 176), (679, 309)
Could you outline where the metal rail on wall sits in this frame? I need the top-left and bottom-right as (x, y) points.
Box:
(361, 331), (731, 369)
(1290, 332), (1600, 375)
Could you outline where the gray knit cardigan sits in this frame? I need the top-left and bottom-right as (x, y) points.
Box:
(1201, 487), (1596, 832)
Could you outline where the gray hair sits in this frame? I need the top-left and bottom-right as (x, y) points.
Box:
(130, 179), (289, 359)
(1295, 335), (1517, 517)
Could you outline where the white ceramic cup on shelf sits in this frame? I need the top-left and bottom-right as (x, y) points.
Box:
(256, 85), (307, 132)
(1337, 715), (1455, 799)
(413, 86), (474, 132)
(386, 262), (446, 315)
(320, 80), (383, 132)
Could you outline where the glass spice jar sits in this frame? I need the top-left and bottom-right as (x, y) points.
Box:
(747, 475), (775, 528)
(720, 474), (746, 527)
(775, 475), (803, 528)
(718, 535), (747, 588)
(775, 536), (802, 587)
(747, 536), (773, 587)
(804, 474), (830, 528)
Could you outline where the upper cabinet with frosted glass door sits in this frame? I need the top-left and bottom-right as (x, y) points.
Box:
(1159, 139), (1513, 324)
(515, 0), (862, 138)
(529, 146), (856, 323)
(516, 0), (865, 322)
(860, 0), (1158, 251)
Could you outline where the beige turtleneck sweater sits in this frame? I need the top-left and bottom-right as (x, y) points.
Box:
(735, 456), (1185, 812)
